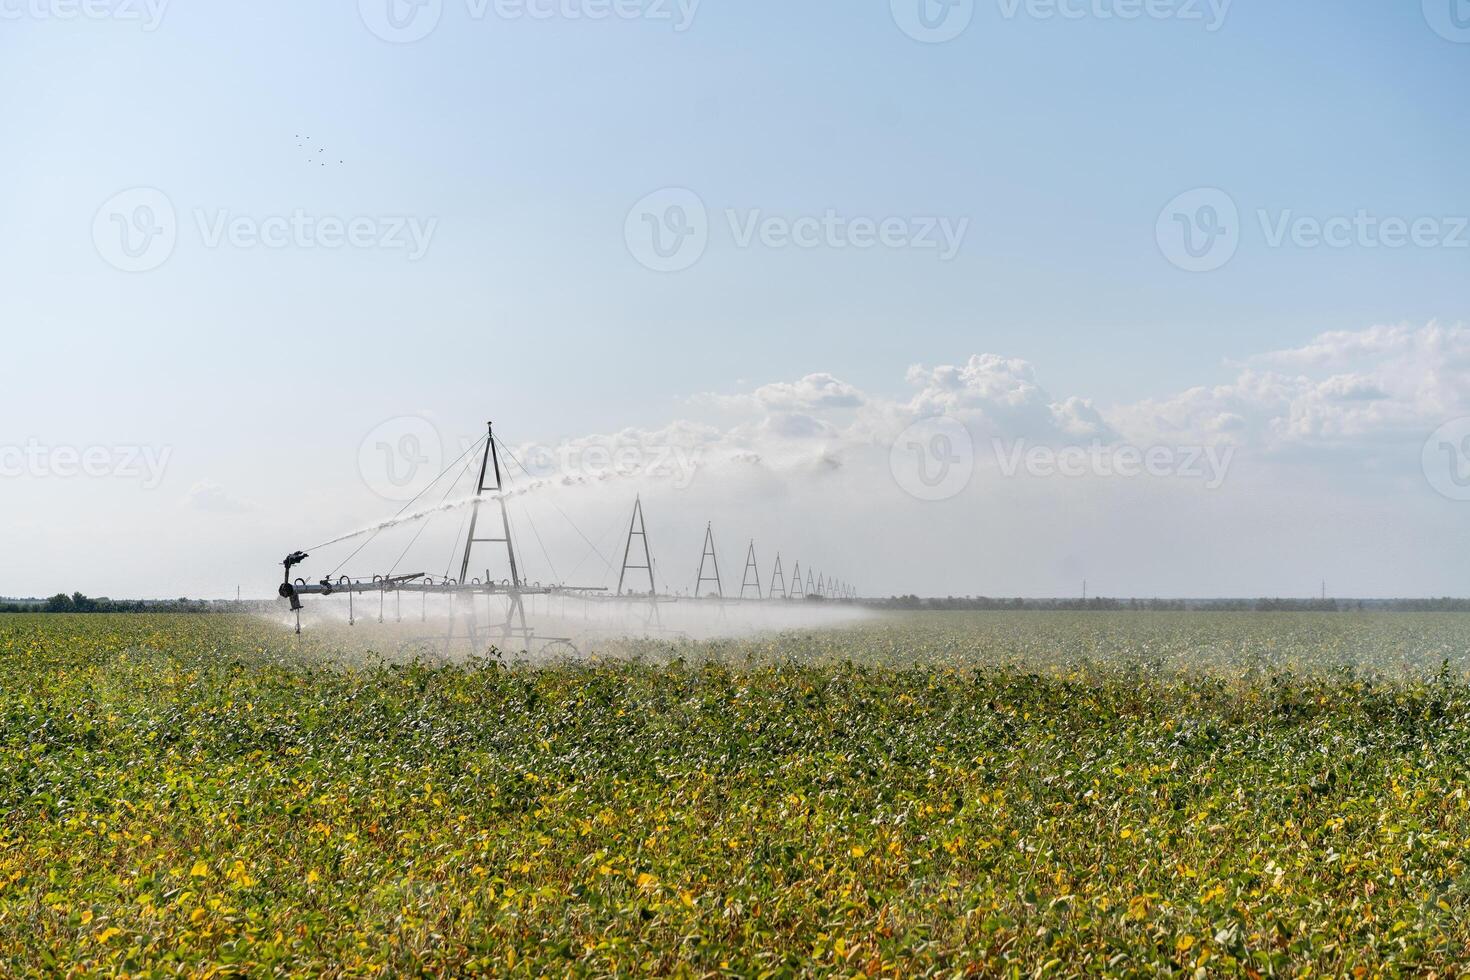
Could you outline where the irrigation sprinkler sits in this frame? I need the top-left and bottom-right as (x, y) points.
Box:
(277, 418), (859, 646)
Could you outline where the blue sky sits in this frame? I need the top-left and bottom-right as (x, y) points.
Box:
(1, 0), (1468, 598)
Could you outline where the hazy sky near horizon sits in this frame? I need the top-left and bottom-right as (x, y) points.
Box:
(2, 0), (1468, 599)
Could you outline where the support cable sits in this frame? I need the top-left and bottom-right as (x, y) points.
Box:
(389, 440), (484, 576)
(493, 435), (615, 578)
(314, 435), (488, 577)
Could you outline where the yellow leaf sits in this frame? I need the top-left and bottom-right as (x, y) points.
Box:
(850, 846), (866, 858)
(96, 927), (121, 944)
(1176, 934), (1195, 952)
(190, 860), (209, 878)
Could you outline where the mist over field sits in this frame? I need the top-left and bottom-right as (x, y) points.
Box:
(275, 591), (877, 657)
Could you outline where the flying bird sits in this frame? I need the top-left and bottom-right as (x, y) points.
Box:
(296, 134), (344, 165)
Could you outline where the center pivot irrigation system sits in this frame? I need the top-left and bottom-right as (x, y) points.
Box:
(278, 421), (860, 651)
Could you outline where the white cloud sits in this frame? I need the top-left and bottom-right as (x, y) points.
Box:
(705, 372), (867, 414)
(904, 354), (1114, 442)
(759, 412), (839, 440)
(1250, 323), (1417, 370)
(1120, 322), (1470, 452)
(533, 322), (1469, 492)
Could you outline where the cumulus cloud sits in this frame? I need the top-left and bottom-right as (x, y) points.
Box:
(706, 372), (867, 414)
(1249, 323), (1417, 370)
(760, 412), (839, 440)
(1119, 322), (1470, 452)
(903, 354), (1115, 442)
(524, 322), (1466, 494)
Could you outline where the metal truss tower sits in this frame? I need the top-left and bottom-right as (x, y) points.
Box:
(694, 523), (723, 598)
(456, 422), (528, 645)
(739, 541), (762, 600)
(459, 422), (520, 587)
(769, 553), (788, 599)
(616, 496), (656, 596)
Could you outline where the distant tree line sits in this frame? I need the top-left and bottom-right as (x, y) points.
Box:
(872, 596), (1470, 613)
(0, 593), (251, 614)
